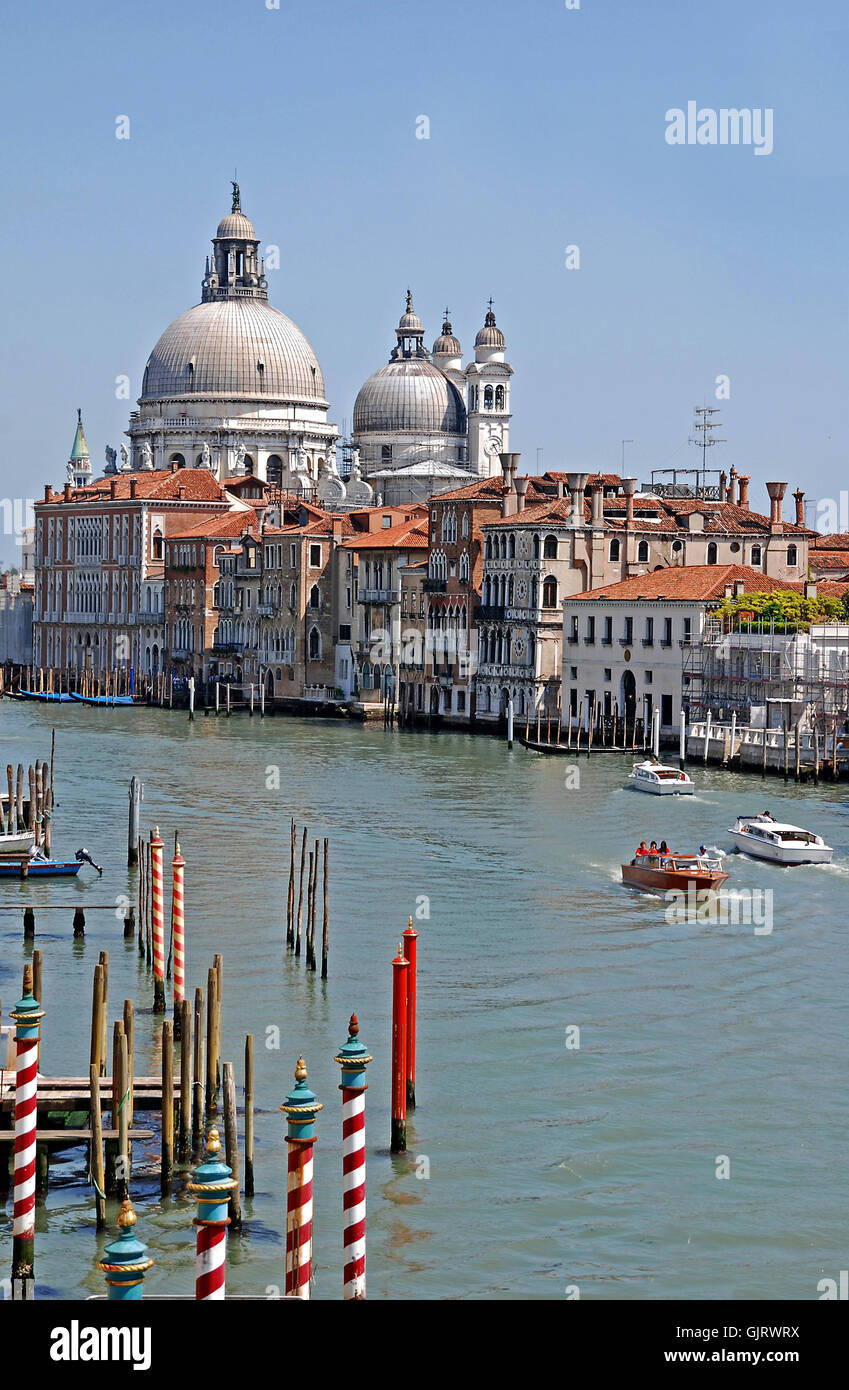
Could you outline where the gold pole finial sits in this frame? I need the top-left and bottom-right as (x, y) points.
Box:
(117, 1199), (137, 1228)
(294, 1057), (308, 1082)
(206, 1126), (222, 1156)
(348, 1014), (359, 1037)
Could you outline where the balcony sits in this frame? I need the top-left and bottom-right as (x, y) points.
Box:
(619, 635), (634, 646)
(256, 603), (274, 616)
(641, 638), (654, 648)
(567, 635), (579, 645)
(213, 642), (243, 655)
(357, 588), (401, 604)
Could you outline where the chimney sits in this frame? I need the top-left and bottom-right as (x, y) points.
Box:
(130, 479), (138, 499)
(804, 580), (817, 599)
(737, 474), (750, 507)
(724, 583), (734, 598)
(171, 459), (179, 473)
(793, 488), (805, 526)
(567, 472), (589, 528)
(110, 479), (117, 499)
(514, 477), (529, 513)
(331, 517), (343, 541)
(765, 481), (788, 532)
(63, 483), (72, 501)
(43, 484), (51, 502)
(499, 452), (520, 517)
(727, 466), (738, 505)
(621, 476), (638, 529)
(177, 484), (186, 500)
(591, 481), (604, 524)
(719, 471), (727, 502)
(556, 479), (565, 499)
(733, 579), (745, 596)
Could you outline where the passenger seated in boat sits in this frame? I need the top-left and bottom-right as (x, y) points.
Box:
(659, 840), (669, 854)
(635, 841), (649, 856)
(649, 841), (658, 854)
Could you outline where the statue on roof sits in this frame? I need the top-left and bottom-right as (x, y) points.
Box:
(120, 442), (131, 471)
(201, 440), (211, 469)
(139, 441), (153, 470)
(231, 180), (241, 212)
(104, 445), (118, 474)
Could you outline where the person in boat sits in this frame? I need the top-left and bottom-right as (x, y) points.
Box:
(759, 810), (774, 821)
(635, 841), (649, 856)
(659, 840), (669, 854)
(649, 841), (658, 855)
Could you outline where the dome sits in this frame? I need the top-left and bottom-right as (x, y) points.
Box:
(141, 297), (327, 403)
(433, 318), (461, 356)
(215, 210), (257, 240)
(397, 290), (422, 335)
(354, 359), (466, 435)
(475, 308), (505, 349)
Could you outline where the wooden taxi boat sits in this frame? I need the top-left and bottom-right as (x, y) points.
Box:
(622, 851), (729, 892)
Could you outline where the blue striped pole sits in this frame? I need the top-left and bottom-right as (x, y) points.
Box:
(97, 1199), (154, 1299)
(187, 1127), (237, 1299)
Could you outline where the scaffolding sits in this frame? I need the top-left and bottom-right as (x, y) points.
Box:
(683, 616), (849, 724)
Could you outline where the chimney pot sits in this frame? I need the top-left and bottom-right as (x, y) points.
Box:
(765, 481), (788, 530)
(514, 477), (529, 513)
(63, 483), (71, 501)
(621, 476), (637, 527)
(738, 475), (750, 507)
(734, 579), (745, 596)
(804, 580), (817, 599)
(793, 488), (805, 526)
(43, 484), (51, 502)
(110, 479), (117, 499)
(130, 479), (138, 499)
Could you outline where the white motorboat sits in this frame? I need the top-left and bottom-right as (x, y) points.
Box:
(0, 829), (36, 855)
(727, 814), (833, 865)
(627, 760), (694, 795)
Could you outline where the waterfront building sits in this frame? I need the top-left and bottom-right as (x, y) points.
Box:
(164, 511), (261, 683)
(124, 184), (338, 491)
(398, 560), (428, 718)
(342, 512), (429, 709)
(33, 421), (233, 672)
(561, 565), (818, 737)
(0, 573), (33, 665)
(474, 469), (814, 722)
(352, 297), (514, 495)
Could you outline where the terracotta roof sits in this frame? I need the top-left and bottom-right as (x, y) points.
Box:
(342, 517), (429, 551)
(570, 565), (795, 604)
(810, 532), (849, 549)
(168, 511), (260, 541)
(809, 552), (849, 571)
(37, 468), (228, 506)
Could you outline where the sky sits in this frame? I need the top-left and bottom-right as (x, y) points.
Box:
(1, 0), (847, 563)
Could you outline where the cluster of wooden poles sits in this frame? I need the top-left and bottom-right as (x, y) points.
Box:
(285, 818), (330, 976)
(520, 698), (646, 753)
(2, 751), (55, 858)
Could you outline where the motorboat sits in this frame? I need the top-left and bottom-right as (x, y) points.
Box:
(727, 814), (833, 865)
(627, 760), (694, 795)
(0, 857), (81, 878)
(622, 850), (728, 892)
(0, 829), (36, 855)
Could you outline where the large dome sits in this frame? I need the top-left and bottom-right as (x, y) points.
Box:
(141, 298), (328, 404)
(354, 359), (466, 435)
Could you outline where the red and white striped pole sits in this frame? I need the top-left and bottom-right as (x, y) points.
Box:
(333, 1015), (373, 1300)
(280, 1058), (322, 1299)
(187, 1126), (236, 1300)
(10, 964), (44, 1296)
(172, 841), (185, 1031)
(403, 916), (418, 1109)
(390, 942), (409, 1153)
(150, 826), (166, 1013)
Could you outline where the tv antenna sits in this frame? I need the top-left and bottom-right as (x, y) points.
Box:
(689, 407), (724, 480)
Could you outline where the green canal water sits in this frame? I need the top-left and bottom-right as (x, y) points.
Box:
(1, 701), (847, 1301)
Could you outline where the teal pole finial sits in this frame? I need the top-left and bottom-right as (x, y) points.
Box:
(333, 1014), (373, 1092)
(187, 1126), (238, 1299)
(97, 1200), (153, 1300)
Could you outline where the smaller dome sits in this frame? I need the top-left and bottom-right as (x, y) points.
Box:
(216, 211), (257, 240)
(433, 318), (462, 356)
(475, 307), (505, 349)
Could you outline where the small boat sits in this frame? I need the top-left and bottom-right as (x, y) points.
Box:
(0, 857), (81, 878)
(727, 814), (833, 865)
(627, 759), (694, 795)
(13, 689), (74, 703)
(0, 830), (36, 854)
(69, 692), (136, 707)
(622, 850), (729, 892)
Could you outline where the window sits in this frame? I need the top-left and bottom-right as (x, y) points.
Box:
(542, 576), (557, 609)
(604, 668), (612, 682)
(570, 666), (578, 680)
(643, 617), (654, 646)
(683, 617), (692, 643)
(456, 691), (466, 712)
(484, 385), (494, 409)
(310, 544), (321, 567)
(543, 535), (558, 558)
(308, 627), (321, 660)
(751, 545), (762, 566)
(495, 385), (505, 411)
(602, 616), (612, 645)
(637, 540), (649, 563)
(309, 584), (320, 609)
(569, 688), (578, 715)
(661, 693), (673, 726)
(644, 670), (653, 684)
(568, 615), (579, 643)
(585, 616), (595, 644)
(706, 542), (718, 565)
(381, 445), (393, 462)
(662, 617), (672, 647)
(787, 544), (797, 567)
(623, 616), (633, 644)
(339, 624), (351, 641)
(609, 538), (620, 562)
(152, 529), (164, 561)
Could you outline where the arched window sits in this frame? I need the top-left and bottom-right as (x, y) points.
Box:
(495, 385), (505, 410)
(533, 534), (541, 559)
(543, 535), (558, 558)
(609, 538), (620, 562)
(267, 455), (283, 486)
(310, 584), (320, 609)
(787, 544), (797, 567)
(484, 536), (492, 559)
(542, 576), (557, 609)
(152, 529), (164, 561)
(507, 534), (515, 558)
(308, 627), (320, 660)
(637, 540), (649, 563)
(362, 661), (371, 690)
(289, 581), (297, 609)
(484, 385), (494, 410)
(706, 542), (718, 565)
(169, 453), (186, 469)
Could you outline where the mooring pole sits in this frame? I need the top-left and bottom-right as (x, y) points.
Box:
(390, 942), (409, 1153)
(10, 967), (44, 1298)
(127, 776), (140, 867)
(333, 1015), (373, 1301)
(188, 1127), (237, 1300)
(280, 1058), (323, 1300)
(97, 1199), (154, 1300)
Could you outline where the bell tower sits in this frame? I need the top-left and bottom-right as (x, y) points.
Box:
(67, 409), (92, 487)
(466, 302), (513, 477)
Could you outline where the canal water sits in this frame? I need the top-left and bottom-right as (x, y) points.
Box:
(1, 701), (846, 1300)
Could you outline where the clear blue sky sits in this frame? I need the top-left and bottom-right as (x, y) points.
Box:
(1, 0), (847, 562)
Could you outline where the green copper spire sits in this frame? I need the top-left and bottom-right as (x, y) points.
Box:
(70, 408), (89, 461)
